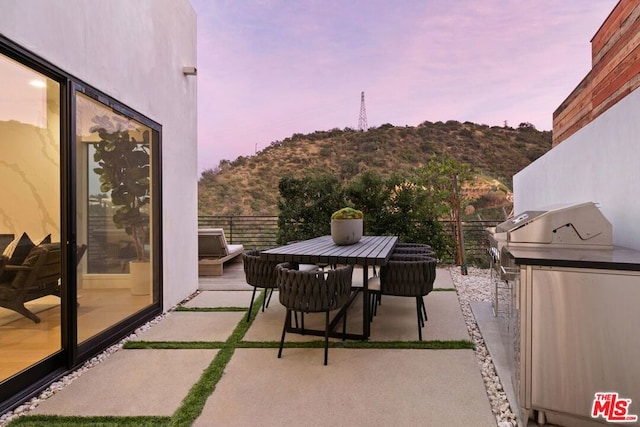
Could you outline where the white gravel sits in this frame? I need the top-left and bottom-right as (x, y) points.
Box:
(450, 266), (518, 427)
(2, 269), (519, 426)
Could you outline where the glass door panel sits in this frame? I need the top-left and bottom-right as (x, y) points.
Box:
(75, 92), (155, 344)
(0, 53), (61, 381)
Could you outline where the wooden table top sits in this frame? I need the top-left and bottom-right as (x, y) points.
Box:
(260, 235), (398, 266)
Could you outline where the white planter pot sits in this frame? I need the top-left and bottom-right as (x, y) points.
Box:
(129, 261), (151, 295)
(331, 219), (363, 245)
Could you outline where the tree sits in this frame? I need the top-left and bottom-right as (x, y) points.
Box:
(415, 154), (474, 272)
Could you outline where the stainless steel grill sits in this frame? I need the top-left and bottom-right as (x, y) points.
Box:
(485, 202), (640, 427)
(487, 202), (613, 316)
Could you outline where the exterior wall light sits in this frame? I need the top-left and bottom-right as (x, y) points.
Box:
(182, 66), (197, 76)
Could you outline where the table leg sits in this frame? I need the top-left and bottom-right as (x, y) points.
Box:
(363, 263), (370, 339)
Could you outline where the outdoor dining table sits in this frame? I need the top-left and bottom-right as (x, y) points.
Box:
(260, 235), (398, 340)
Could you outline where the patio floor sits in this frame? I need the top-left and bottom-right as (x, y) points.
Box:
(17, 261), (498, 426)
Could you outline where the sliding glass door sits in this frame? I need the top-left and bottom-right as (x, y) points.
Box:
(0, 53), (62, 382)
(74, 90), (158, 344)
(0, 42), (161, 410)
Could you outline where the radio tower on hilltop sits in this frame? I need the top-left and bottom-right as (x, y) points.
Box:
(358, 91), (368, 131)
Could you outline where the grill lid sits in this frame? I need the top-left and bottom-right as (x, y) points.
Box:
(495, 211), (546, 233)
(495, 202), (612, 248)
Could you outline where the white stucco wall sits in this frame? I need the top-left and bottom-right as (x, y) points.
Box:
(0, 0), (199, 309)
(513, 87), (640, 250)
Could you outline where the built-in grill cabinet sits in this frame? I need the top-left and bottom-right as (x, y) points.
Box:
(488, 202), (640, 427)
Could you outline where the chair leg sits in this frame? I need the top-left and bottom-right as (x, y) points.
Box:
(342, 306), (348, 338)
(324, 311), (330, 365)
(301, 312), (305, 334)
(4, 302), (41, 324)
(246, 287), (258, 323)
(369, 293), (375, 322)
(369, 293), (381, 321)
(421, 297), (428, 322)
(264, 287), (274, 310)
(278, 309), (291, 358)
(416, 297), (423, 341)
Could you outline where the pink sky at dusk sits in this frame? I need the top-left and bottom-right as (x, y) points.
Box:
(190, 0), (618, 174)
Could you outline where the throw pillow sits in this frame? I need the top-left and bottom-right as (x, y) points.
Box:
(36, 234), (52, 245)
(0, 232), (35, 283)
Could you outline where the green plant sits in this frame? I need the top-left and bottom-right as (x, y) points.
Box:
(276, 174), (346, 244)
(91, 116), (150, 262)
(331, 207), (363, 220)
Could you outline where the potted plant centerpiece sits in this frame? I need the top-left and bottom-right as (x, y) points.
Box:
(91, 116), (151, 295)
(330, 207), (364, 245)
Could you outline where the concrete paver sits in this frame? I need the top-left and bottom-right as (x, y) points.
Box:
(194, 348), (495, 427)
(17, 263), (497, 427)
(30, 349), (218, 417)
(185, 290), (253, 308)
(130, 311), (244, 342)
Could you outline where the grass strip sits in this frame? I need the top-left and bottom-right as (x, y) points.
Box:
(167, 290), (264, 427)
(168, 347), (234, 427)
(432, 287), (457, 292)
(8, 291), (266, 427)
(125, 338), (474, 351)
(123, 341), (226, 350)
(174, 306), (247, 312)
(8, 288), (473, 427)
(8, 415), (170, 427)
(343, 339), (475, 349)
(237, 339), (475, 350)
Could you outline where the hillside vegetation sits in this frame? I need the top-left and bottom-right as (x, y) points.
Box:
(199, 120), (552, 217)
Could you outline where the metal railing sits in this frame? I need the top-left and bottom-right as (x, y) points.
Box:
(198, 215), (279, 248)
(198, 215), (501, 266)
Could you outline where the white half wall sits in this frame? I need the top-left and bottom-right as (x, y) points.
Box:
(0, 0), (199, 310)
(514, 87), (640, 250)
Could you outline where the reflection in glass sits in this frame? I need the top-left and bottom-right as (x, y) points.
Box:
(76, 93), (155, 344)
(0, 54), (61, 382)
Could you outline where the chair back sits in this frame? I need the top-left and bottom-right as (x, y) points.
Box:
(242, 249), (279, 289)
(277, 263), (353, 313)
(392, 246), (436, 258)
(379, 256), (436, 297)
(396, 242), (432, 250)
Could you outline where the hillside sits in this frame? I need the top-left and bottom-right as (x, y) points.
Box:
(199, 120), (551, 217)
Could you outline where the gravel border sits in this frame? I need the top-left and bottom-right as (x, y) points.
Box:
(2, 269), (518, 426)
(450, 266), (518, 427)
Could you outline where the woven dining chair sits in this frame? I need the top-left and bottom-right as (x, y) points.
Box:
(372, 243), (433, 277)
(276, 262), (353, 365)
(242, 249), (281, 323)
(370, 250), (435, 317)
(368, 255), (437, 341)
